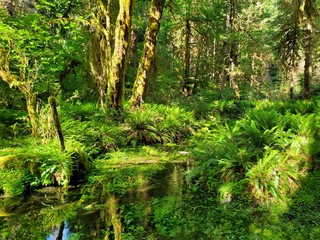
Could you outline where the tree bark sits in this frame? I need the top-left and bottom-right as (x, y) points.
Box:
(129, 0), (166, 108)
(55, 221), (65, 240)
(303, 22), (312, 99)
(49, 97), (65, 152)
(226, 0), (240, 98)
(107, 0), (133, 110)
(182, 19), (192, 96)
(89, 0), (112, 110)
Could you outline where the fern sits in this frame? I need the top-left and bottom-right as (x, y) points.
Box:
(125, 108), (161, 145)
(246, 149), (282, 203)
(246, 109), (280, 131)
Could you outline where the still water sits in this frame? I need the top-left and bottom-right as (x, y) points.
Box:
(0, 163), (205, 240)
(1, 162), (313, 240)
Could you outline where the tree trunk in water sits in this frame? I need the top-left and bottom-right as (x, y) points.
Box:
(49, 97), (65, 152)
(107, 0), (133, 110)
(303, 22), (312, 99)
(130, 0), (166, 108)
(182, 19), (192, 96)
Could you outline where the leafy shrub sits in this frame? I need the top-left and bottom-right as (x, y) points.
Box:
(0, 109), (26, 125)
(40, 152), (73, 187)
(245, 109), (280, 131)
(246, 148), (307, 204)
(99, 125), (126, 152)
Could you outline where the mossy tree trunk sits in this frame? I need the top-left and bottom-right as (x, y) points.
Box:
(130, 0), (166, 108)
(89, 0), (112, 110)
(0, 46), (39, 137)
(56, 221), (65, 240)
(277, 0), (317, 100)
(107, 0), (133, 110)
(301, 0), (317, 99)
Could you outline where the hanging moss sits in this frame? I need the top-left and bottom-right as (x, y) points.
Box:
(130, 0), (166, 108)
(107, 0), (133, 110)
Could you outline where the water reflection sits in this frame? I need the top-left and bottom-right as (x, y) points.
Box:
(0, 163), (190, 240)
(46, 221), (71, 240)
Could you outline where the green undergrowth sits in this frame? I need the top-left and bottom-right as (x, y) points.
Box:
(147, 170), (320, 239)
(0, 138), (90, 196)
(0, 102), (196, 196)
(1, 96), (320, 206)
(188, 97), (320, 204)
(1, 96), (320, 238)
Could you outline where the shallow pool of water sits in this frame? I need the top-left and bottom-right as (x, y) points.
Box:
(0, 163), (200, 240)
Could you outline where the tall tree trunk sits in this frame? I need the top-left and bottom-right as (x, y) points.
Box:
(182, 19), (192, 96)
(192, 44), (202, 94)
(221, 38), (228, 87)
(89, 0), (112, 110)
(129, 0), (166, 108)
(303, 22), (312, 99)
(226, 0), (240, 98)
(107, 0), (133, 110)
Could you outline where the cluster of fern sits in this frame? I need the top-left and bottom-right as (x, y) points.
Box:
(188, 100), (320, 204)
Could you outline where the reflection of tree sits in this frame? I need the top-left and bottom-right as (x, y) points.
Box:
(39, 202), (77, 229)
(167, 164), (184, 196)
(0, 206), (49, 239)
(46, 221), (67, 240)
(0, 190), (80, 239)
(0, 164), (190, 239)
(105, 194), (123, 240)
(56, 221), (64, 240)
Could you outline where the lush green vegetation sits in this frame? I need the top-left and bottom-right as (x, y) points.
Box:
(1, 0), (320, 239)
(1, 164), (320, 239)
